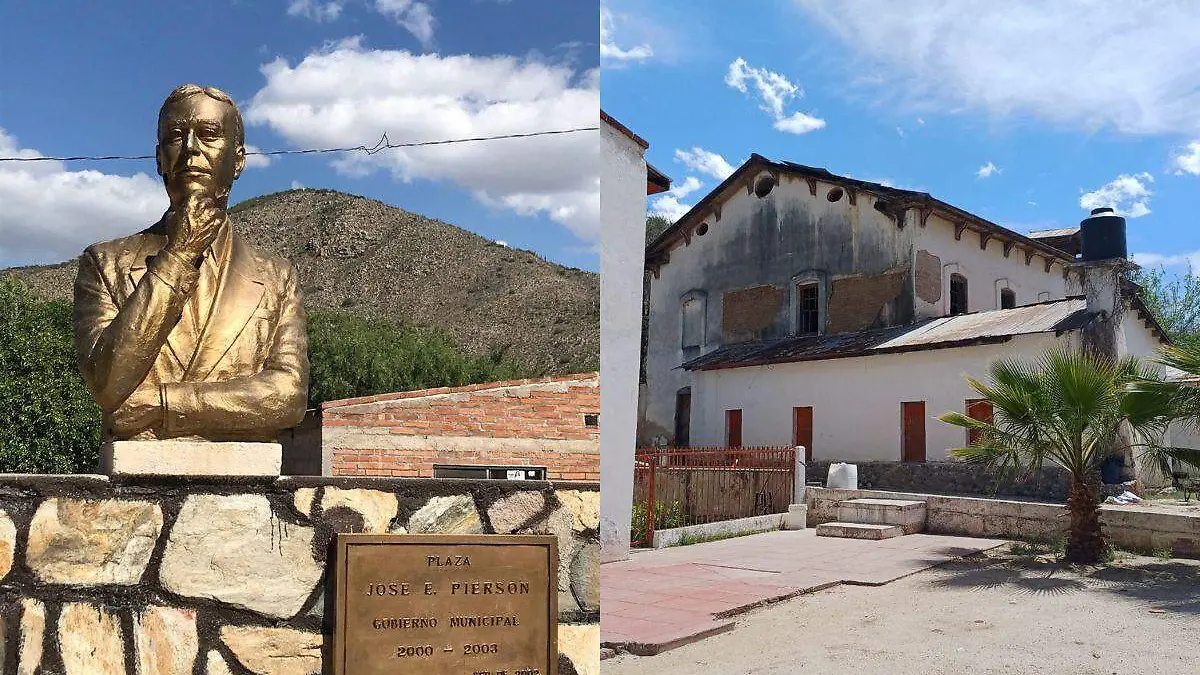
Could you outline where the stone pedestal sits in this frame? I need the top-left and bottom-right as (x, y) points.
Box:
(102, 441), (282, 477)
(782, 504), (808, 530)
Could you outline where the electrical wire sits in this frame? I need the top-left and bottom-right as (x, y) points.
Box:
(0, 127), (600, 163)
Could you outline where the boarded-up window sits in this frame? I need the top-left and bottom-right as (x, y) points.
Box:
(796, 282), (819, 335)
(726, 409), (743, 448)
(950, 274), (968, 315)
(681, 296), (704, 348)
(966, 398), (993, 446)
(1000, 288), (1016, 309)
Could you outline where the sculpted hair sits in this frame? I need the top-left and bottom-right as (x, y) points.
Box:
(157, 84), (245, 147)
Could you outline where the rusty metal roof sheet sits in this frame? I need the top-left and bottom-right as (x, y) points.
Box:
(684, 298), (1094, 371)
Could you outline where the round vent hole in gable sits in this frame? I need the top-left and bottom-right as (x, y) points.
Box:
(754, 175), (775, 198)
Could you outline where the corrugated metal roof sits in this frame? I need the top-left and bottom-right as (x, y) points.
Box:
(1028, 227), (1080, 238)
(684, 298), (1094, 371)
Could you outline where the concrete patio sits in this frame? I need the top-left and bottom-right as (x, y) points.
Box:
(601, 528), (1007, 655)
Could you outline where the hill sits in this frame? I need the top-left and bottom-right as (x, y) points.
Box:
(4, 189), (599, 376)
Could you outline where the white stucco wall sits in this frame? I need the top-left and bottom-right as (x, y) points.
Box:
(914, 212), (1079, 318)
(599, 120), (648, 563)
(690, 333), (1068, 461)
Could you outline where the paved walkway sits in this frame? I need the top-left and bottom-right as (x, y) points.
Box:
(601, 529), (1006, 655)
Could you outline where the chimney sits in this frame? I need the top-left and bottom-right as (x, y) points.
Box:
(1075, 207), (1132, 361)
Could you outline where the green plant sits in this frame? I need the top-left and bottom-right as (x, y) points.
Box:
(1153, 546), (1174, 560)
(938, 348), (1151, 564)
(306, 310), (525, 405)
(0, 276), (101, 472)
(629, 500), (687, 545)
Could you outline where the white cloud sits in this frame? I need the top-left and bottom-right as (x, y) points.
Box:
(290, 180), (305, 189)
(976, 161), (999, 178)
(1079, 172), (1154, 218)
(725, 57), (825, 134)
(1132, 251), (1200, 269)
(287, 0), (343, 21)
(495, 239), (509, 247)
(243, 144), (272, 169)
(1172, 141), (1200, 175)
(796, 0), (1200, 135)
(245, 41), (599, 243)
(373, 0), (435, 47)
(648, 194), (691, 222)
(600, 6), (653, 63)
(674, 147), (734, 181)
(0, 128), (166, 265)
(775, 111), (826, 134)
(648, 175), (705, 221)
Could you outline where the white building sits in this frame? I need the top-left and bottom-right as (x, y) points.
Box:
(640, 155), (1170, 476)
(600, 110), (670, 563)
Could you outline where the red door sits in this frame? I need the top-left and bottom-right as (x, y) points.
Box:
(965, 399), (994, 446)
(901, 401), (926, 463)
(792, 406), (813, 462)
(726, 409), (743, 448)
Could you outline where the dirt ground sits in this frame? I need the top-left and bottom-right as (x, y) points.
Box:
(603, 545), (1200, 675)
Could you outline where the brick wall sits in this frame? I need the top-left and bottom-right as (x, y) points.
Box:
(322, 373), (600, 480)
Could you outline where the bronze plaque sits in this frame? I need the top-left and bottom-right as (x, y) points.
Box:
(334, 534), (558, 675)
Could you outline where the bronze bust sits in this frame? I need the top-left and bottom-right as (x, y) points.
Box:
(74, 84), (308, 443)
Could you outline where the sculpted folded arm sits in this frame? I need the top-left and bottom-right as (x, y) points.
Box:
(75, 247), (198, 415)
(159, 263), (310, 437)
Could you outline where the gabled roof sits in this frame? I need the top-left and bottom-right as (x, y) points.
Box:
(600, 109), (648, 149)
(647, 162), (671, 195)
(683, 295), (1168, 371)
(646, 154), (1078, 273)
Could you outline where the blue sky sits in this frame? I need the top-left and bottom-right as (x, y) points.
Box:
(0, 0), (599, 270)
(601, 0), (1200, 271)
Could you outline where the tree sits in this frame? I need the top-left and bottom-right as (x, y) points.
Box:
(937, 349), (1147, 563)
(1129, 265), (1200, 347)
(646, 214), (672, 245)
(0, 276), (101, 473)
(306, 310), (524, 405)
(1122, 343), (1200, 479)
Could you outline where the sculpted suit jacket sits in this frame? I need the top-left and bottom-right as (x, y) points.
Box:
(74, 217), (309, 442)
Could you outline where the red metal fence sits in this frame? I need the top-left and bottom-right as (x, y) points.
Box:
(631, 446), (795, 547)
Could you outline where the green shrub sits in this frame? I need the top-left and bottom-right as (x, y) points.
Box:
(0, 276), (101, 472)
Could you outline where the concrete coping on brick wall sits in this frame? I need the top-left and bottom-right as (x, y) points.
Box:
(0, 473), (598, 491)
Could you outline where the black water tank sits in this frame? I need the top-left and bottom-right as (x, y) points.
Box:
(1080, 207), (1127, 261)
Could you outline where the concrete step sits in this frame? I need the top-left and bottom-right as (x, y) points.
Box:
(836, 498), (927, 534)
(815, 522), (905, 540)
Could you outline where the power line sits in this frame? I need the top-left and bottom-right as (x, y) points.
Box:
(0, 127), (600, 163)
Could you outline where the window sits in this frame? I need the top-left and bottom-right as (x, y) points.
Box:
(796, 282), (820, 335)
(725, 409), (743, 448)
(681, 291), (707, 359)
(1000, 288), (1016, 310)
(949, 274), (968, 315)
(965, 399), (993, 446)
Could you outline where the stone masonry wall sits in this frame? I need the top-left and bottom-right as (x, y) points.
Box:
(324, 375), (600, 481)
(807, 459), (1072, 502)
(0, 475), (599, 675)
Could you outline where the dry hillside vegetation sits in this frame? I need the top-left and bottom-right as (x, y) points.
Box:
(5, 189), (599, 376)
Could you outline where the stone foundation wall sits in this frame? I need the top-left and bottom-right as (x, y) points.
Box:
(807, 460), (1072, 502)
(808, 487), (1200, 558)
(0, 475), (599, 674)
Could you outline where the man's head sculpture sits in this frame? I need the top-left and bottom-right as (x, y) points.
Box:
(74, 84), (309, 445)
(156, 85), (247, 207)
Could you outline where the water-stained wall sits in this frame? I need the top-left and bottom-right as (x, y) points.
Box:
(641, 171), (915, 446)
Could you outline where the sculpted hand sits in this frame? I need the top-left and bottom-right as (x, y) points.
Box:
(111, 388), (161, 435)
(164, 194), (224, 264)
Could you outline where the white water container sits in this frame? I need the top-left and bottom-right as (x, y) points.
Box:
(827, 463), (858, 490)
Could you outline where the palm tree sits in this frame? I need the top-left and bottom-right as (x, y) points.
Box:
(1123, 343), (1200, 481)
(938, 348), (1146, 564)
